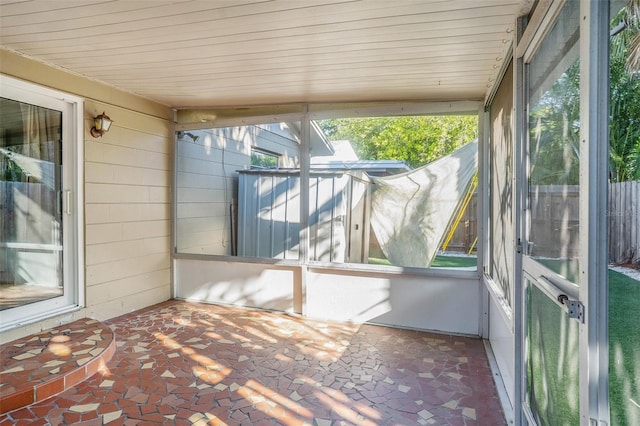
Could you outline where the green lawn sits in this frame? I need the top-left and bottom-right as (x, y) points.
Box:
(609, 269), (640, 426)
(368, 254), (477, 268)
(431, 254), (477, 268)
(527, 284), (580, 425)
(528, 267), (639, 425)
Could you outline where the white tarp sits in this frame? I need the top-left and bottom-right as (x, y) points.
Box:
(370, 140), (478, 268)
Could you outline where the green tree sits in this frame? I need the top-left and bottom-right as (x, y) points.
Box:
(610, 5), (640, 182)
(528, 61), (581, 185)
(317, 115), (477, 168)
(620, 0), (640, 73)
(527, 4), (640, 184)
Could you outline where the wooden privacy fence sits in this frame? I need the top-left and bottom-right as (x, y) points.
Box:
(609, 181), (640, 266)
(1, 181), (59, 285)
(446, 181), (640, 266)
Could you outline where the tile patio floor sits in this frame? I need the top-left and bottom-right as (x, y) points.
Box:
(0, 301), (506, 425)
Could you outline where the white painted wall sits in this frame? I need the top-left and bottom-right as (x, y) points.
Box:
(174, 258), (298, 313)
(488, 285), (515, 407)
(307, 269), (480, 335)
(174, 257), (481, 336)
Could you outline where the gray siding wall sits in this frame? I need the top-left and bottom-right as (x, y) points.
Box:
(176, 124), (300, 256)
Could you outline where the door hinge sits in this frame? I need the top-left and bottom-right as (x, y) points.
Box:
(558, 294), (585, 323)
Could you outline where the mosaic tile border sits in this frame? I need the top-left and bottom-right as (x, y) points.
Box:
(0, 318), (116, 414)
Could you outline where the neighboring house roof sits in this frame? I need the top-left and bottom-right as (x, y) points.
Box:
(310, 121), (335, 157)
(312, 140), (358, 161)
(311, 139), (410, 175)
(285, 121), (335, 157)
(310, 160), (410, 175)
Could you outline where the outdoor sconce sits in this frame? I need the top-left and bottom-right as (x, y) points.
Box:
(90, 112), (113, 138)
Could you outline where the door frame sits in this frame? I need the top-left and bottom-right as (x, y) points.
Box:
(513, 0), (610, 424)
(0, 75), (85, 332)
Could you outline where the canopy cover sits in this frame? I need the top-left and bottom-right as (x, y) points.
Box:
(370, 140), (478, 268)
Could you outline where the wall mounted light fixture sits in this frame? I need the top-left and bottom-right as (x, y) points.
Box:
(90, 112), (113, 138)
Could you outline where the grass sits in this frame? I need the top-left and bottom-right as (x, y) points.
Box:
(527, 284), (580, 425)
(609, 269), (640, 426)
(432, 254), (477, 268)
(368, 254), (477, 268)
(527, 266), (639, 425)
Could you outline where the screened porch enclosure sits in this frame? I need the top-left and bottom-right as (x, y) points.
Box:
(173, 107), (484, 334)
(175, 113), (479, 269)
(0, 0), (634, 424)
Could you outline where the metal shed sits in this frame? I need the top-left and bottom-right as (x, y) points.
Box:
(237, 169), (371, 263)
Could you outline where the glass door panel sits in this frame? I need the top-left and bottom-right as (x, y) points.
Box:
(526, 279), (580, 425)
(0, 97), (63, 310)
(523, 2), (582, 424)
(527, 3), (581, 280)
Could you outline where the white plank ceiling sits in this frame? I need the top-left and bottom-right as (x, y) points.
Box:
(0, 0), (532, 107)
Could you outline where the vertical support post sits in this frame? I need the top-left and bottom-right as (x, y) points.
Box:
(579, 0), (610, 424)
(478, 105), (490, 339)
(513, 14), (527, 426)
(73, 97), (85, 309)
(299, 105), (311, 314)
(170, 112), (178, 300)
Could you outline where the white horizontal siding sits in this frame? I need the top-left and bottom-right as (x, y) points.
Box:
(176, 132), (236, 256)
(86, 269), (171, 308)
(177, 203), (228, 220)
(86, 286), (170, 323)
(84, 97), (171, 312)
(85, 203), (168, 225)
(176, 188), (226, 204)
(175, 172), (225, 190)
(86, 139), (168, 170)
(86, 236), (170, 265)
(86, 252), (170, 286)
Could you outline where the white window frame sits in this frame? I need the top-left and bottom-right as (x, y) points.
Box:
(250, 147), (280, 169)
(173, 101), (482, 279)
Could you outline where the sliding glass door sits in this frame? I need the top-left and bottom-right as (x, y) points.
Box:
(0, 76), (83, 330)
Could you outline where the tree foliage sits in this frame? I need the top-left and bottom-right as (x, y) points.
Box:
(528, 5), (640, 184)
(610, 6), (640, 182)
(620, 0), (640, 73)
(317, 5), (639, 180)
(317, 115), (477, 168)
(528, 61), (581, 185)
